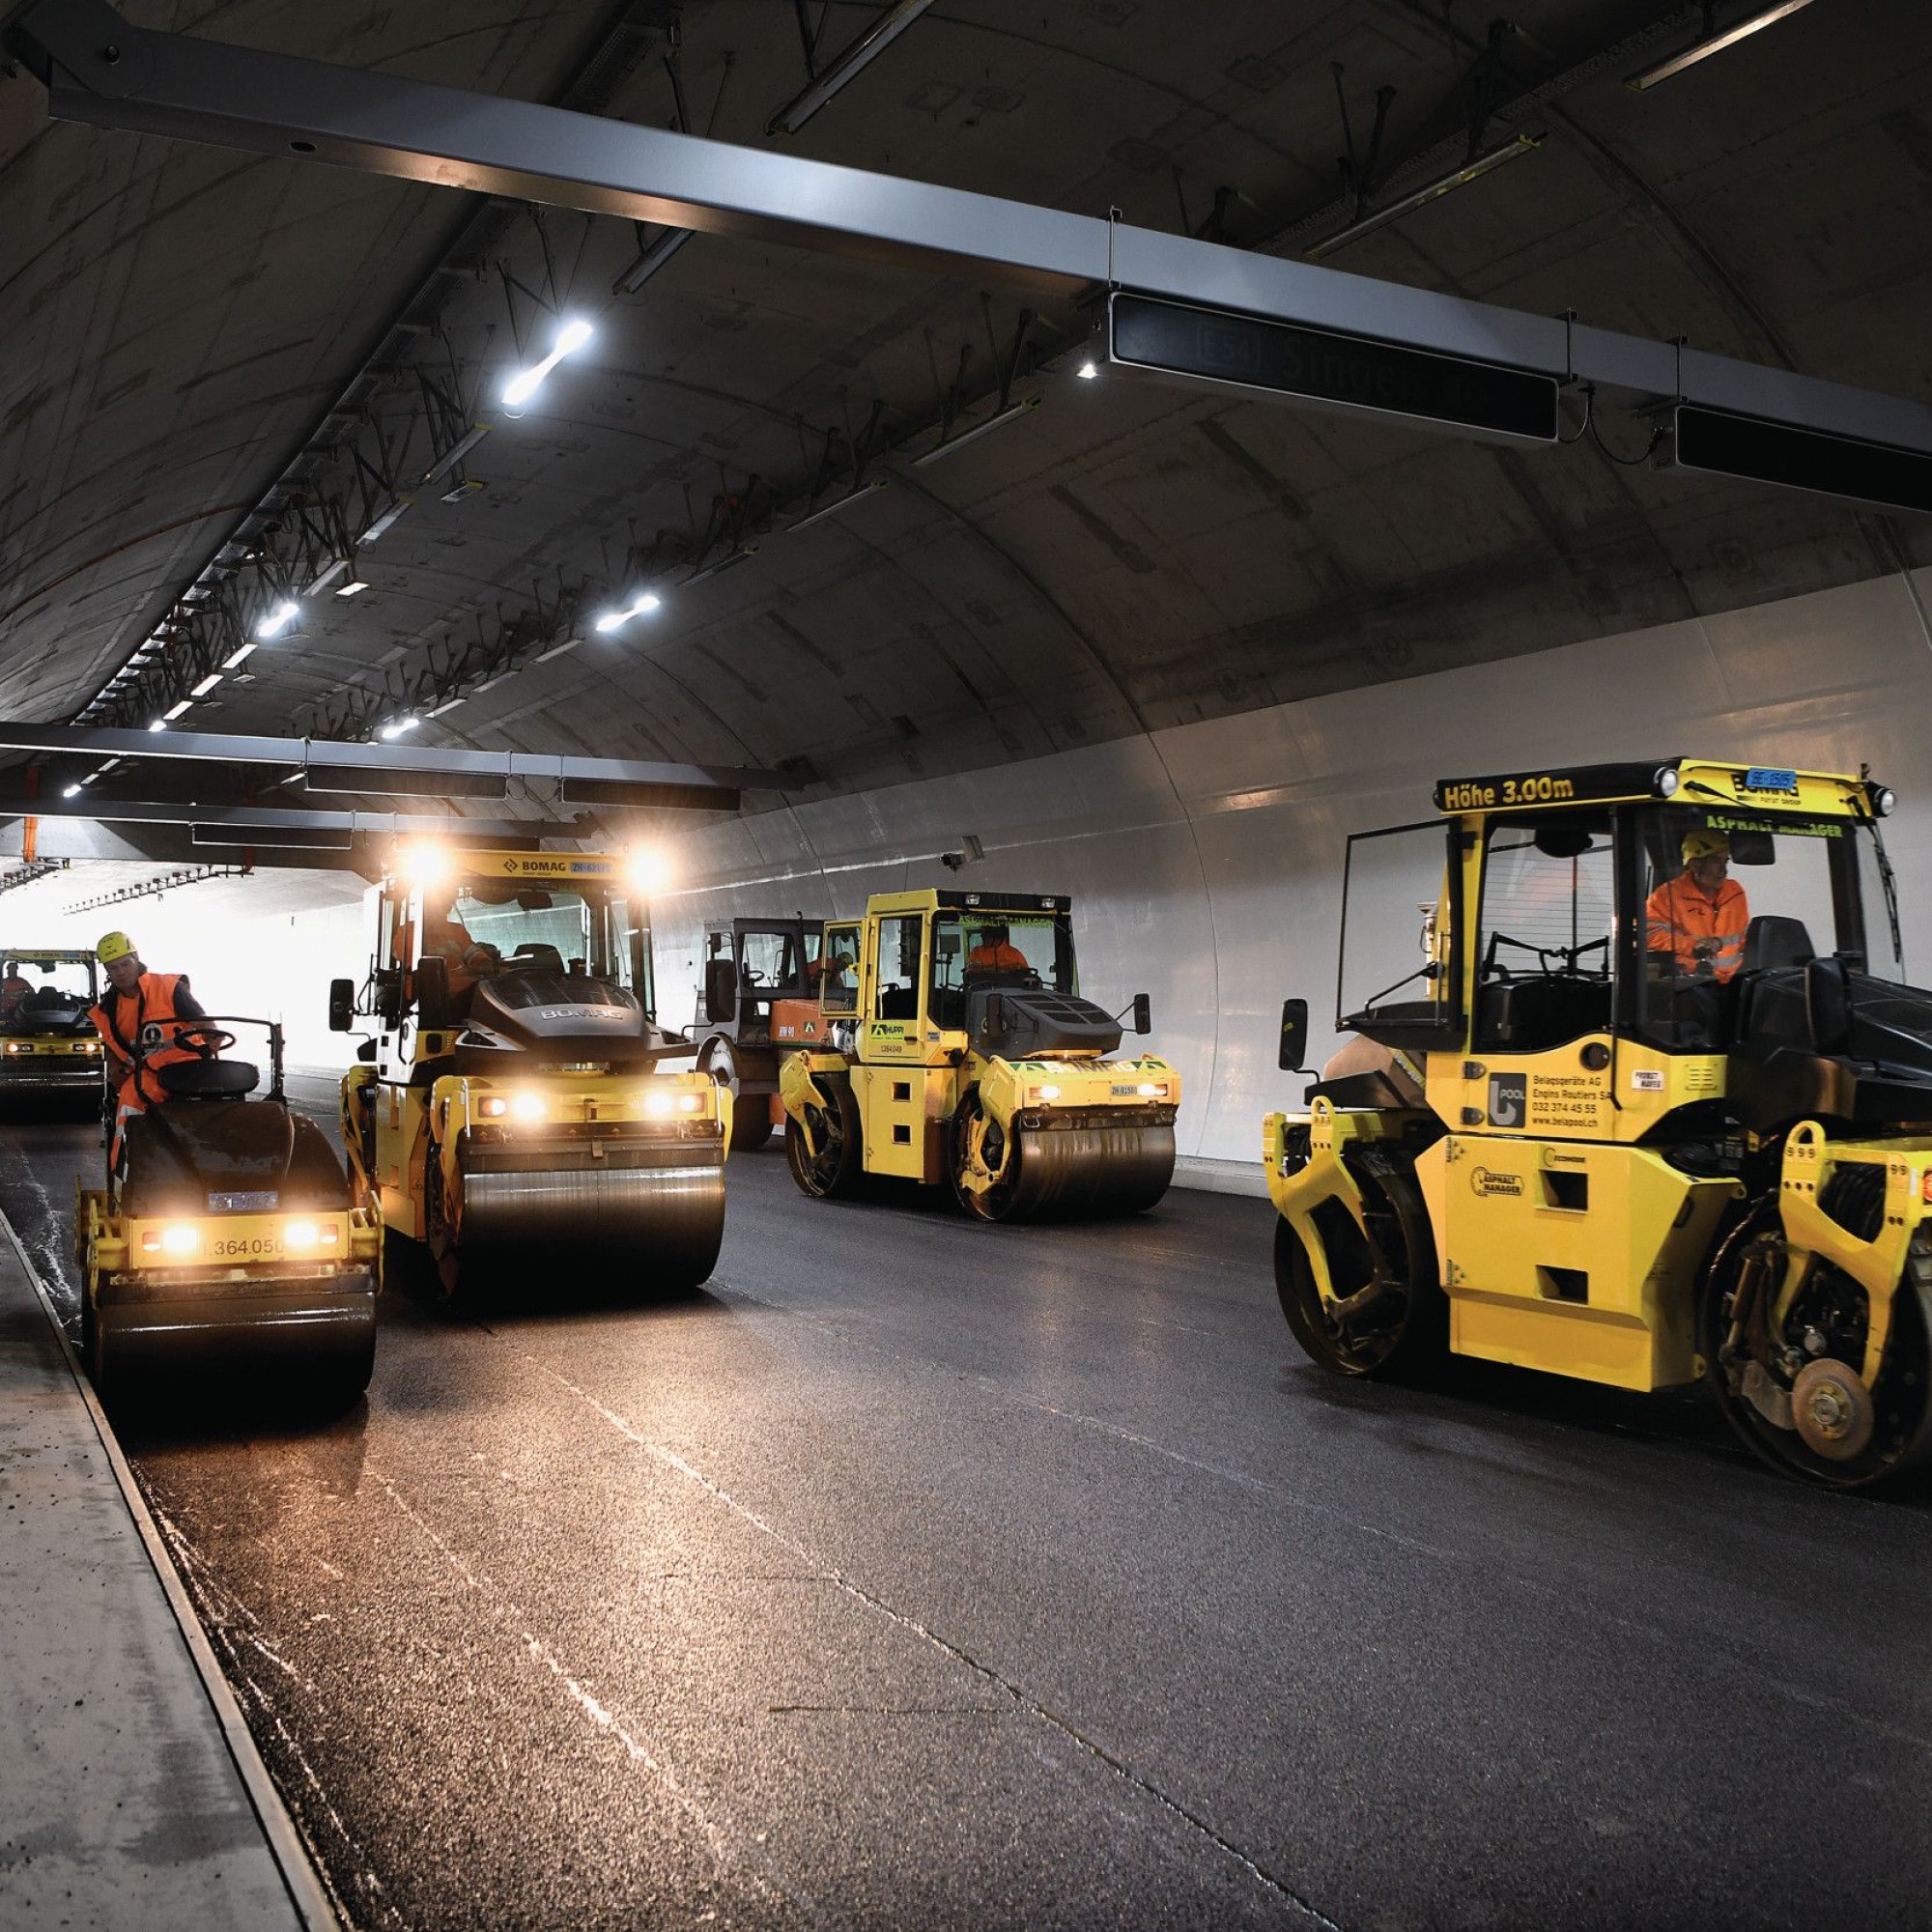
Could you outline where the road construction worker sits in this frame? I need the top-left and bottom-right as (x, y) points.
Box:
(0, 968), (28, 1022)
(1646, 829), (1749, 982)
(87, 931), (206, 1167)
(967, 923), (1029, 974)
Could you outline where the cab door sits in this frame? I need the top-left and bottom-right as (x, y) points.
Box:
(858, 912), (928, 1178)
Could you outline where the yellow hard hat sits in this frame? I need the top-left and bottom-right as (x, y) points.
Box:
(1682, 830), (1730, 865)
(96, 930), (136, 965)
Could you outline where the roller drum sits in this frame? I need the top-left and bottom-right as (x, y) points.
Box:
(460, 1159), (724, 1293)
(1002, 1122), (1175, 1222)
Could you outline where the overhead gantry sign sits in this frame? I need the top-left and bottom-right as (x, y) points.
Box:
(7, 0), (1932, 513)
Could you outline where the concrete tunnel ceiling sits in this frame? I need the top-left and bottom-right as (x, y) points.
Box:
(4, 0), (1932, 851)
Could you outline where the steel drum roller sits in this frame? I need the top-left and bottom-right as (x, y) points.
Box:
(1000, 1122), (1175, 1222)
(460, 1159), (724, 1290)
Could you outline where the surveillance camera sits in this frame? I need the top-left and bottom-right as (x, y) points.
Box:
(940, 851), (964, 872)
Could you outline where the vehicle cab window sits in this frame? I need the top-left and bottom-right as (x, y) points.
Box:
(1473, 814), (1615, 1055)
(873, 916), (923, 1021)
(929, 912), (1074, 1030)
(819, 923), (861, 1016)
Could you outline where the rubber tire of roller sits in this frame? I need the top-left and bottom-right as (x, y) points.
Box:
(709, 1041), (774, 1152)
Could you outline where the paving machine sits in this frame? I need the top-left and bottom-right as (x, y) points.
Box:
(780, 889), (1177, 1220)
(75, 1016), (379, 1407)
(334, 844), (726, 1298)
(0, 948), (106, 1108)
(689, 916), (825, 1151)
(1266, 755), (1932, 1490)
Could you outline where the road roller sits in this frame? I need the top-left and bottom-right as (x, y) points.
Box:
(332, 843), (726, 1299)
(75, 1016), (379, 1409)
(689, 915), (825, 1151)
(0, 947), (106, 1113)
(1267, 753), (1932, 1490)
(780, 890), (1178, 1221)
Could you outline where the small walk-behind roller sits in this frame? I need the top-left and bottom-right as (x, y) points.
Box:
(75, 1017), (380, 1411)
(781, 888), (1179, 1226)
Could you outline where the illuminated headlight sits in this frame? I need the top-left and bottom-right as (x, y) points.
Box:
(1655, 766), (1680, 797)
(510, 1092), (546, 1122)
(1137, 1082), (1168, 1097)
(141, 1224), (201, 1255)
(284, 1220), (321, 1249)
(79, 1040), (100, 1054)
(1033, 1083), (1062, 1102)
(1875, 786), (1897, 817)
(4, 1043), (27, 1055)
(678, 1093), (703, 1114)
(643, 1089), (674, 1119)
(477, 1095), (508, 1119)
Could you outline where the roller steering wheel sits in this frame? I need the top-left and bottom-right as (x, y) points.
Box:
(174, 1024), (236, 1058)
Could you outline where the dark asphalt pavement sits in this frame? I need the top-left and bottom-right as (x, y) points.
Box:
(4, 1077), (1931, 1931)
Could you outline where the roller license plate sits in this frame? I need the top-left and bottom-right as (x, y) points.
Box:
(208, 1233), (287, 1261)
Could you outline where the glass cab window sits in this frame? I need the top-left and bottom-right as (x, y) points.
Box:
(873, 915), (924, 1021)
(928, 911), (1075, 1031)
(424, 880), (644, 1016)
(1634, 807), (1884, 1048)
(1338, 822), (1462, 1048)
(739, 926), (814, 996)
(0, 955), (96, 1029)
(820, 923), (861, 1016)
(1473, 813), (1614, 1055)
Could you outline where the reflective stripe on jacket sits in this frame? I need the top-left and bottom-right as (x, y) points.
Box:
(1644, 875), (1748, 980)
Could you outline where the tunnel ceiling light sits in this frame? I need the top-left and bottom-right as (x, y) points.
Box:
(1076, 358), (1099, 379)
(163, 699), (194, 721)
(786, 477), (888, 533)
(532, 636), (583, 664)
(612, 225), (692, 296)
(379, 715), (421, 740)
(222, 639), (257, 670)
(147, 718), (167, 733)
(767, 0), (936, 135)
(428, 696), (467, 717)
(61, 783), (80, 798)
(911, 396), (1041, 468)
(257, 599), (301, 639)
(418, 423), (491, 488)
(1304, 130), (1545, 260)
(502, 318), (594, 410)
(594, 590), (663, 634)
(306, 557), (350, 595)
(335, 576), (371, 598)
(1625, 0), (1813, 89)
(190, 672), (222, 696)
(359, 497), (412, 544)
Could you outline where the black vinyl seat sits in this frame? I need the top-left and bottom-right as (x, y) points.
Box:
(155, 1058), (259, 1099)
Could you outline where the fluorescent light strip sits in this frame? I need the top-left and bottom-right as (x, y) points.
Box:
(1305, 131), (1545, 260)
(190, 672), (222, 696)
(612, 226), (692, 295)
(786, 477), (888, 533)
(1626, 0), (1813, 89)
(418, 422), (491, 488)
(911, 396), (1041, 468)
(532, 636), (583, 663)
(767, 0), (935, 135)
(222, 639), (257, 670)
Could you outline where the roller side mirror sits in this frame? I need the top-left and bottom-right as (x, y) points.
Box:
(414, 954), (450, 1032)
(1131, 992), (1151, 1036)
(327, 977), (355, 1033)
(1279, 998), (1311, 1073)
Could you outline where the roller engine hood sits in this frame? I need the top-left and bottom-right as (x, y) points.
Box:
(453, 971), (692, 1068)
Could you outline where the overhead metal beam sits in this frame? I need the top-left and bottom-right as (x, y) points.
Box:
(0, 723), (780, 810)
(9, 0), (1932, 461)
(0, 795), (604, 840)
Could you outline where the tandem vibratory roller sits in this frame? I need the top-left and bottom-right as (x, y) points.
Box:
(780, 889), (1179, 1222)
(1266, 754), (1932, 1492)
(332, 840), (726, 1299)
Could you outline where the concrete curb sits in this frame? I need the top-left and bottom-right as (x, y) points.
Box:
(3, 1210), (347, 1932)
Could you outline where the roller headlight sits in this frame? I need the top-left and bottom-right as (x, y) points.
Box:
(1137, 1082), (1167, 1097)
(510, 1092), (546, 1122)
(1655, 766), (1680, 798)
(677, 1092), (703, 1114)
(142, 1223), (201, 1255)
(643, 1089), (674, 1119)
(4, 1042), (27, 1055)
(1033, 1083), (1062, 1102)
(477, 1095), (508, 1119)
(284, 1220), (321, 1249)
(1875, 786), (1897, 816)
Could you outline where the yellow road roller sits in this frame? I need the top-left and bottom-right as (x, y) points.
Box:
(0, 948), (106, 1110)
(332, 843), (726, 1298)
(1267, 754), (1932, 1489)
(780, 889), (1178, 1220)
(75, 1017), (379, 1407)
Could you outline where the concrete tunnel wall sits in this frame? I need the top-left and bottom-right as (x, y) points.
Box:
(15, 564), (1932, 1185)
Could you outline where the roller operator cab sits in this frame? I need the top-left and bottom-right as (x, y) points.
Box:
(780, 890), (1178, 1221)
(0, 948), (106, 1109)
(1265, 755), (1932, 1490)
(75, 1016), (379, 1410)
(331, 845), (726, 1299)
(690, 917), (825, 1151)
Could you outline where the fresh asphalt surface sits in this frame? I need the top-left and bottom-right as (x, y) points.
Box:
(3, 1078), (1930, 1931)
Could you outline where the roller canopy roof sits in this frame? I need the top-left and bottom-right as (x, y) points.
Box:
(2, 0), (1930, 821)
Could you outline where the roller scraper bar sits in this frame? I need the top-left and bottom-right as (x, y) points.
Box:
(9, 0), (1932, 466)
